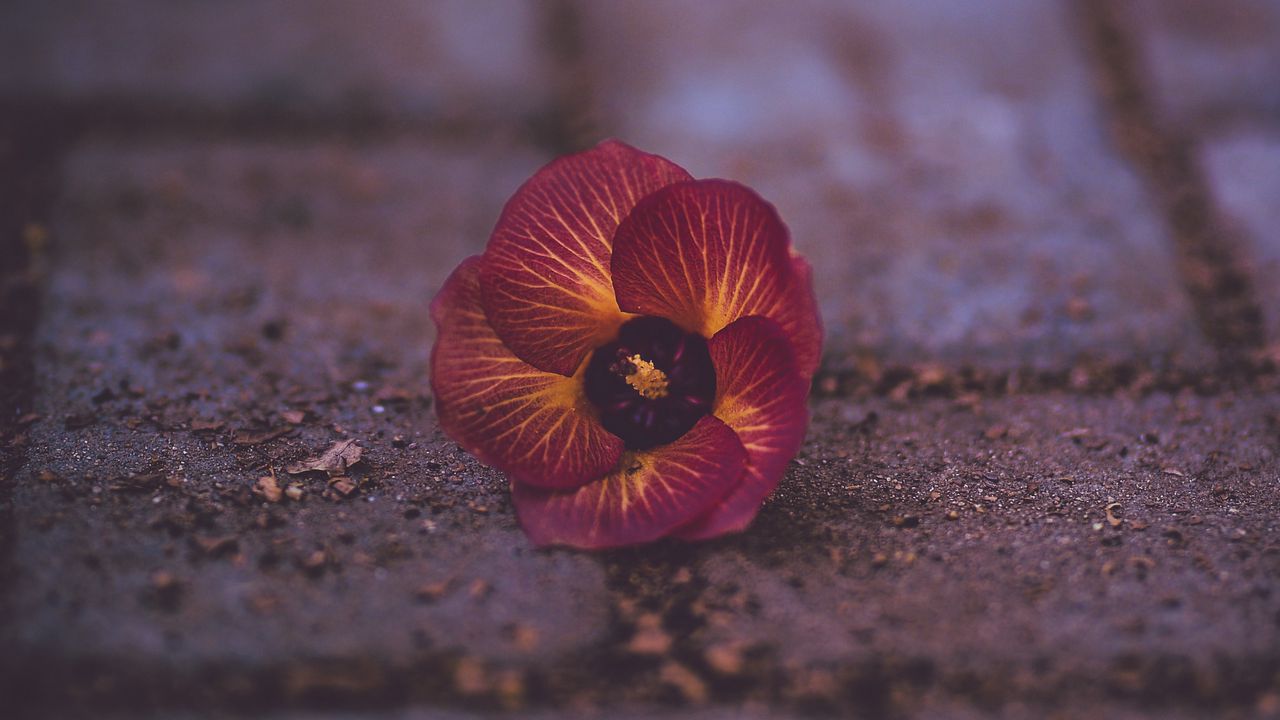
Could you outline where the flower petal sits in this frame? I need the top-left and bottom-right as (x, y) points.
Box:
(431, 257), (624, 490)
(675, 316), (810, 540)
(511, 415), (746, 549)
(480, 140), (693, 376)
(787, 252), (824, 378)
(611, 179), (823, 378)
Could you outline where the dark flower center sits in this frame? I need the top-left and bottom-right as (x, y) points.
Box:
(584, 316), (716, 450)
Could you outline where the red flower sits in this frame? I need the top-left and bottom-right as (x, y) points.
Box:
(430, 140), (821, 549)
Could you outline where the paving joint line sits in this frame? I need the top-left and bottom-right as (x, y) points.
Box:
(531, 0), (604, 155)
(1076, 0), (1268, 372)
(0, 95), (539, 146)
(0, 107), (80, 691)
(811, 353), (1279, 401)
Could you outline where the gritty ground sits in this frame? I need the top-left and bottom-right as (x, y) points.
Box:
(1, 1), (1278, 718)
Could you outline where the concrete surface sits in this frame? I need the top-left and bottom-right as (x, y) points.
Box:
(1, 1), (1277, 718)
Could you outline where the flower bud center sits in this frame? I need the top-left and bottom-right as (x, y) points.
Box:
(584, 316), (716, 450)
(620, 354), (669, 399)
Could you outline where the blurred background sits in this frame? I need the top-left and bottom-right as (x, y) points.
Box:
(4, 0), (1277, 375)
(2, 1), (1279, 717)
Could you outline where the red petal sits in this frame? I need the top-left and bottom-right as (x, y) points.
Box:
(787, 252), (824, 378)
(480, 140), (693, 376)
(611, 180), (823, 378)
(431, 257), (624, 490)
(675, 316), (810, 540)
(512, 415), (746, 549)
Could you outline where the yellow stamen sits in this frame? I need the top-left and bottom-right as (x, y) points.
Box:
(623, 354), (669, 399)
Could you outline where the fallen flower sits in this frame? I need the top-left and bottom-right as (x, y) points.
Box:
(430, 140), (821, 549)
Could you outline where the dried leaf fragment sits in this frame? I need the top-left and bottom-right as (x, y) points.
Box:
(415, 580), (452, 602)
(704, 642), (746, 675)
(255, 474), (283, 503)
(627, 613), (672, 655)
(328, 476), (358, 498)
(287, 439), (363, 476)
(190, 418), (225, 433)
(660, 661), (708, 704)
(193, 534), (239, 557)
(1105, 502), (1124, 528)
(110, 472), (166, 493)
(233, 426), (292, 446)
(454, 658), (488, 695)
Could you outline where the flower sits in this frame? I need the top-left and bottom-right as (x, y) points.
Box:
(430, 140), (821, 549)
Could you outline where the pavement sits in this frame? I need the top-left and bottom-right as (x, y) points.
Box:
(0, 1), (1278, 718)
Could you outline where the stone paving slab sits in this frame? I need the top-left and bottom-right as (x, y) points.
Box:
(0, 0), (1250, 372)
(3, 136), (1279, 717)
(36, 136), (547, 396)
(580, 0), (1209, 368)
(9, 375), (1280, 715)
(3, 2), (1279, 718)
(106, 709), (1257, 720)
(0, 0), (553, 124)
(1200, 130), (1280, 348)
(1127, 0), (1280, 351)
(1127, 0), (1280, 134)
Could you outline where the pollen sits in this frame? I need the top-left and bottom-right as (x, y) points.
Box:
(622, 354), (669, 399)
